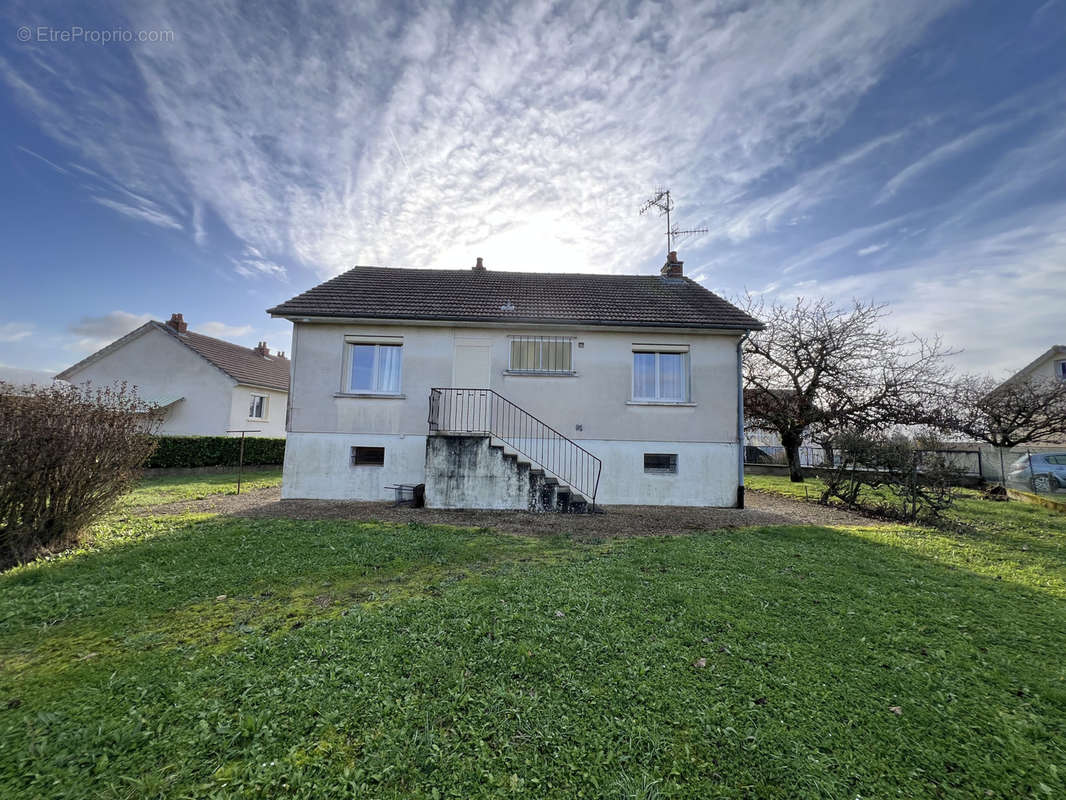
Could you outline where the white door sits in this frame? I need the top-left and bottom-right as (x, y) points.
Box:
(452, 339), (491, 388)
(445, 338), (492, 432)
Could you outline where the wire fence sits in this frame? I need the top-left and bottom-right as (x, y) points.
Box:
(746, 442), (1066, 503)
(1002, 449), (1066, 500)
(744, 445), (983, 476)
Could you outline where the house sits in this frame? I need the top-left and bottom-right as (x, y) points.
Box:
(56, 314), (290, 438)
(994, 344), (1066, 450)
(1001, 345), (1066, 386)
(268, 253), (762, 509)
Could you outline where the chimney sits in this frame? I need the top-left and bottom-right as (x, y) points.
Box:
(661, 250), (683, 278)
(254, 341), (269, 356)
(472, 256), (486, 271)
(166, 313), (188, 333)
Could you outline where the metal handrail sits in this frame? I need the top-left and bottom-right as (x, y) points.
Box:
(428, 387), (602, 507)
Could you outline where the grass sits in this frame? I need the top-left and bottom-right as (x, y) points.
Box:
(0, 476), (1064, 797)
(120, 468), (283, 508)
(748, 473), (1066, 599)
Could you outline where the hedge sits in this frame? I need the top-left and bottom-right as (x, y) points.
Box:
(144, 436), (286, 469)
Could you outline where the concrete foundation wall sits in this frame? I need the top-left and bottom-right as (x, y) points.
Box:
(281, 432), (427, 500)
(590, 440), (739, 506)
(283, 432), (739, 506)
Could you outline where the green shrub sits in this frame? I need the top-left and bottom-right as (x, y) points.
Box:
(0, 381), (160, 568)
(144, 436), (285, 468)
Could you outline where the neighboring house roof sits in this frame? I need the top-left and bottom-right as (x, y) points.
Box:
(56, 321), (291, 392)
(1001, 344), (1066, 386)
(268, 265), (763, 330)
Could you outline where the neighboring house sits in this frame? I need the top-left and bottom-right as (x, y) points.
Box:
(994, 344), (1066, 449)
(56, 314), (290, 437)
(1001, 344), (1066, 386)
(268, 254), (763, 508)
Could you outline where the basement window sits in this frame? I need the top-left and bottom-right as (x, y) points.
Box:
(644, 453), (678, 474)
(351, 446), (385, 467)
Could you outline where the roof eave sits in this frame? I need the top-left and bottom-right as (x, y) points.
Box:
(269, 310), (763, 332)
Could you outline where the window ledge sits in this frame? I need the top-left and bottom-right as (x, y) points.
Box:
(334, 392), (407, 399)
(626, 400), (697, 407)
(247, 418), (268, 423)
(503, 370), (578, 377)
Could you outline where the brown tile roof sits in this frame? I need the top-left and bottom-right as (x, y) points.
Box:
(57, 322), (290, 392)
(155, 324), (290, 391)
(268, 266), (763, 330)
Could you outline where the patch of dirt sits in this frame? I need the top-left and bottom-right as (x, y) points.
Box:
(745, 490), (891, 528)
(139, 485), (886, 536)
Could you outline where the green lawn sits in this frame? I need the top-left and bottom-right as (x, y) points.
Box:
(1, 477), (1064, 798)
(120, 468), (283, 508)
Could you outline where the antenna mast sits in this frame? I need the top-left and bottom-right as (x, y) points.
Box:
(639, 188), (707, 259)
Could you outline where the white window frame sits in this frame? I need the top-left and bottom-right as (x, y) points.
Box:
(248, 393), (268, 420)
(1057, 360), (1066, 381)
(342, 335), (404, 396)
(507, 335), (575, 374)
(631, 345), (691, 403)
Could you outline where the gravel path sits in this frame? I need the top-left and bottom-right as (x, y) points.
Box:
(140, 485), (886, 536)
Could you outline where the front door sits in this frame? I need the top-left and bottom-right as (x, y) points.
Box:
(445, 338), (492, 432)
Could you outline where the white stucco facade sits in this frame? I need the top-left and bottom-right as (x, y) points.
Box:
(227, 384), (288, 438)
(59, 325), (288, 437)
(282, 319), (745, 506)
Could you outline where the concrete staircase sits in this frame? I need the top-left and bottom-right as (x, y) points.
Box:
(424, 434), (590, 512)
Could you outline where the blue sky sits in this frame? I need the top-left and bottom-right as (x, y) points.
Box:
(1, 0), (1063, 377)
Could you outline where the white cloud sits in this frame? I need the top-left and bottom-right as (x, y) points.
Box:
(90, 195), (184, 231)
(16, 145), (70, 175)
(198, 321), (253, 339)
(232, 246), (288, 280)
(0, 0), (960, 278)
(875, 119), (1017, 204)
(786, 203), (1066, 375)
(857, 242), (888, 256)
(68, 311), (153, 353)
(0, 322), (34, 342)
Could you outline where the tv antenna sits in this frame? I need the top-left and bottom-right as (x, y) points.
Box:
(639, 188), (707, 259)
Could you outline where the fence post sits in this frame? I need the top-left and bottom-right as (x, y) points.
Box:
(226, 429), (261, 495)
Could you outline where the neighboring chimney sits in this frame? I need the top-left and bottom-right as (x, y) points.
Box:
(661, 250), (683, 278)
(254, 341), (269, 356)
(166, 313), (188, 333)
(472, 256), (486, 271)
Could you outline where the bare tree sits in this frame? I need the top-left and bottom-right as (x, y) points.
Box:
(936, 374), (1066, 483)
(742, 297), (950, 482)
